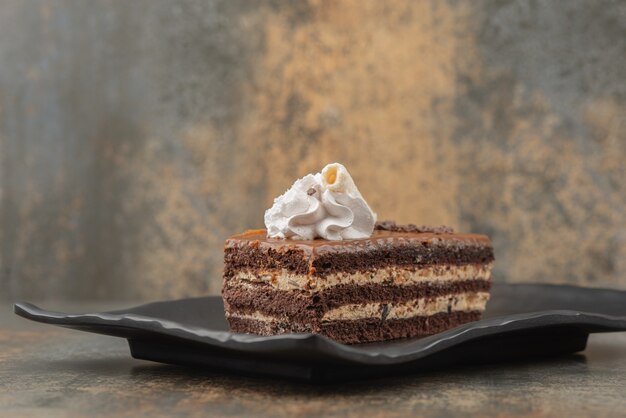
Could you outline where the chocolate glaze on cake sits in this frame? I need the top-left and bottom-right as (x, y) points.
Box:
(224, 228), (494, 277)
(222, 224), (494, 344)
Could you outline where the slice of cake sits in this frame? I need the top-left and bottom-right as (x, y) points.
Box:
(222, 163), (494, 344)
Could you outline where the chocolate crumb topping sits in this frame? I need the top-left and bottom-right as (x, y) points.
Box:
(307, 187), (316, 196)
(375, 220), (454, 234)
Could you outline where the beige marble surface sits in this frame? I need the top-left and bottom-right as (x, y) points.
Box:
(1, 1), (624, 301)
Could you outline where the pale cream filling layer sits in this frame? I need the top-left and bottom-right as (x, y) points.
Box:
(231, 263), (493, 293)
(322, 292), (490, 321)
(227, 292), (490, 323)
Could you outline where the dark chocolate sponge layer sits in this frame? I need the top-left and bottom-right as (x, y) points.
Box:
(223, 279), (490, 323)
(227, 311), (482, 344)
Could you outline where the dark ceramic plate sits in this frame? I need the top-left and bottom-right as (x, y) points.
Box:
(14, 283), (626, 381)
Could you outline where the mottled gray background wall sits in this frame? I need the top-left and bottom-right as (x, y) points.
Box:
(1, 0), (625, 301)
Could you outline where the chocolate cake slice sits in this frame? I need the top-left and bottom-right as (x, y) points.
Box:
(222, 221), (494, 344)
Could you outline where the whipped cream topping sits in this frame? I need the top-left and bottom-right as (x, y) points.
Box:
(264, 163), (377, 240)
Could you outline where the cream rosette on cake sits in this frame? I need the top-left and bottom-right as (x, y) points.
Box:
(264, 163), (377, 240)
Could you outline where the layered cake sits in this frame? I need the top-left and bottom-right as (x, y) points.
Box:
(222, 163), (494, 344)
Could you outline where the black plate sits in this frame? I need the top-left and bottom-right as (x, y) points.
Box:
(14, 283), (626, 381)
